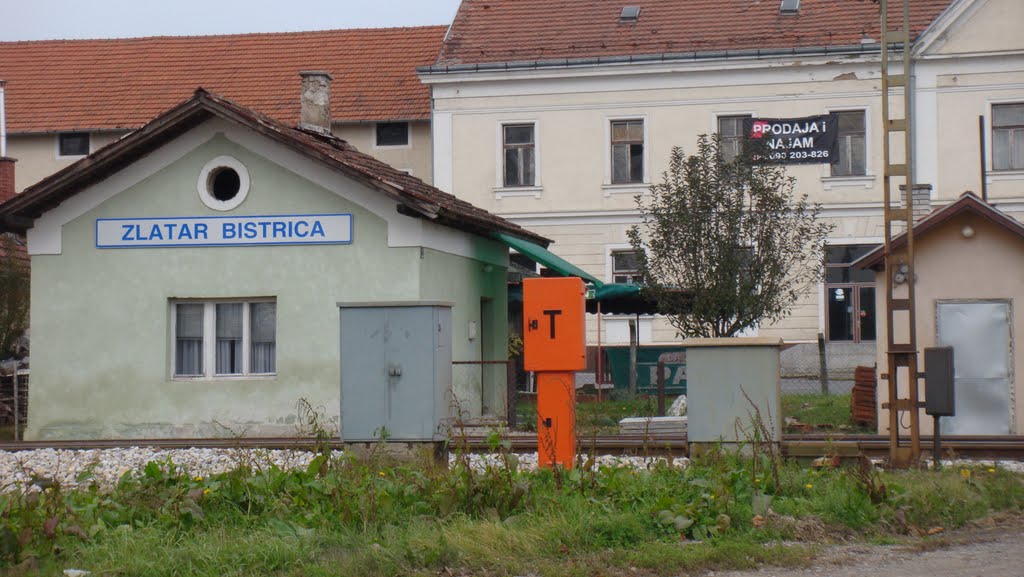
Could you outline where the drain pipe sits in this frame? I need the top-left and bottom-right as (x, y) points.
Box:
(979, 115), (988, 202)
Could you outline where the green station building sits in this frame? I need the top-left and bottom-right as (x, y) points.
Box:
(0, 78), (551, 441)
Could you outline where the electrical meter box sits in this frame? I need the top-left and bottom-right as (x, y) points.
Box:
(924, 346), (955, 417)
(523, 277), (586, 372)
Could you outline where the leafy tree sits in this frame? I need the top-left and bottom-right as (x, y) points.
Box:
(627, 135), (833, 338)
(0, 233), (30, 358)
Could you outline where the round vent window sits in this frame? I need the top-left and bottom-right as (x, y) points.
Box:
(197, 156), (250, 211)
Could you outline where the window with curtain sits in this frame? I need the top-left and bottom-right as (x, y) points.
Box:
(175, 303), (204, 376)
(216, 303), (244, 375)
(250, 302), (276, 374)
(172, 300), (276, 378)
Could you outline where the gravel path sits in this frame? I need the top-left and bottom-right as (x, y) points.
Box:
(713, 513), (1024, 577)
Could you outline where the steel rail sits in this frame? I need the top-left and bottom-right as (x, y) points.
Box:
(2, 434), (1023, 460)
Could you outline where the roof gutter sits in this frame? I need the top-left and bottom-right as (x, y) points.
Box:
(419, 42), (903, 75)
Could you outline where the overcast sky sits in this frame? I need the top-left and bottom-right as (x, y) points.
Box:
(0, 0), (463, 41)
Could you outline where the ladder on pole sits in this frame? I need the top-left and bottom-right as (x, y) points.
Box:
(880, 0), (921, 466)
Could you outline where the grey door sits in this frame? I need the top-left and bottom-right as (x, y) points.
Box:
(936, 301), (1013, 435)
(340, 306), (439, 441)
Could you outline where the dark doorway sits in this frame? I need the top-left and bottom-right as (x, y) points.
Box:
(824, 244), (877, 343)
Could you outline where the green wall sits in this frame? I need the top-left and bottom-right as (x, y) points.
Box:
(27, 133), (507, 439)
(419, 248), (508, 418)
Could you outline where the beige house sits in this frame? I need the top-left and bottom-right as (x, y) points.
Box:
(857, 192), (1024, 436)
(420, 0), (1024, 345)
(0, 26), (443, 196)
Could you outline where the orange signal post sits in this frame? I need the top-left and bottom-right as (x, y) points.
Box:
(523, 277), (586, 469)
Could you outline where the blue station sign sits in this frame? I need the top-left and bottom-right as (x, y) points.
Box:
(96, 214), (353, 248)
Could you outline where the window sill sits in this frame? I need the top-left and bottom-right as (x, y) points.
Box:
(373, 143), (412, 150)
(602, 183), (650, 197)
(494, 186), (543, 199)
(987, 170), (1024, 182)
(57, 154), (89, 160)
(172, 374), (277, 382)
(821, 175), (875, 190)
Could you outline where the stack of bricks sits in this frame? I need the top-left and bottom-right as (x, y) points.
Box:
(851, 365), (877, 426)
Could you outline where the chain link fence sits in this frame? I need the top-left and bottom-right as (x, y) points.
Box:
(780, 336), (876, 395)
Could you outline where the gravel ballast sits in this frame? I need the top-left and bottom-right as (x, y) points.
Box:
(1, 447), (1021, 493)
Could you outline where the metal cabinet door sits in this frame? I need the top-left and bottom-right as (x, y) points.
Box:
(381, 306), (438, 440)
(936, 301), (1013, 435)
(340, 307), (389, 441)
(340, 306), (440, 441)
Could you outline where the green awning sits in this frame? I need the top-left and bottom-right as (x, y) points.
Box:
(494, 232), (603, 286)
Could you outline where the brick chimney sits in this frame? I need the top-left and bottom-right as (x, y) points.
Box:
(900, 183), (933, 221)
(0, 158), (15, 204)
(298, 71), (333, 135)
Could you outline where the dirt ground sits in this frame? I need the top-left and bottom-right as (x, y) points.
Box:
(712, 512), (1024, 577)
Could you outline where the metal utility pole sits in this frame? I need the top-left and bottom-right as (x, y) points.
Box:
(880, 0), (921, 466)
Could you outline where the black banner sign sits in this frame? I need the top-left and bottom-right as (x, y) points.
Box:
(742, 114), (838, 164)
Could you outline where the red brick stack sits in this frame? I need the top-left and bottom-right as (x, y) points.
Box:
(851, 366), (877, 426)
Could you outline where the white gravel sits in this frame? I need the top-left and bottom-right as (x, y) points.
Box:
(0, 447), (318, 492)
(451, 452), (690, 471)
(1, 446), (1020, 493)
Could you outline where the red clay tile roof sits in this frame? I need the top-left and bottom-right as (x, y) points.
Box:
(0, 27), (445, 133)
(0, 89), (551, 246)
(435, 0), (953, 66)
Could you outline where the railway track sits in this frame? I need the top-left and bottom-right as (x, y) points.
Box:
(1, 434), (1023, 460)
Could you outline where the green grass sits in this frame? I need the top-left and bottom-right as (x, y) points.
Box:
(517, 394), (662, 434)
(2, 448), (1022, 576)
(518, 392), (872, 436)
(782, 393), (874, 433)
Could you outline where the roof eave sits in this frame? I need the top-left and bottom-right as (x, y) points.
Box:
(0, 90), (551, 246)
(420, 42), (893, 75)
(0, 95), (214, 226)
(853, 193), (1024, 270)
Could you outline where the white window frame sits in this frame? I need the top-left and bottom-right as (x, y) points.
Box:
(56, 132), (91, 159)
(610, 248), (642, 285)
(603, 114), (649, 195)
(822, 106), (876, 190)
(987, 99), (1024, 181)
(712, 111), (756, 163)
(494, 119), (542, 198)
(170, 298), (276, 380)
(604, 243), (635, 283)
(197, 155), (251, 211)
(373, 121), (411, 149)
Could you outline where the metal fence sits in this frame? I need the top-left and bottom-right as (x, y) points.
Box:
(780, 336), (876, 396)
(465, 337), (874, 433)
